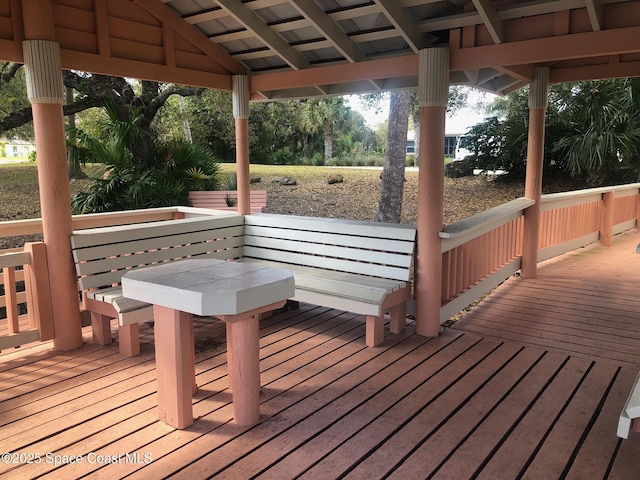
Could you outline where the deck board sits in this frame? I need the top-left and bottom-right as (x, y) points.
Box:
(1, 232), (640, 479)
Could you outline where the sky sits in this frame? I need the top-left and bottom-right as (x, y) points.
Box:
(347, 90), (495, 135)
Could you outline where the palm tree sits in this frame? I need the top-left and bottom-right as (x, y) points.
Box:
(71, 97), (220, 214)
(301, 96), (350, 161)
(553, 79), (640, 181)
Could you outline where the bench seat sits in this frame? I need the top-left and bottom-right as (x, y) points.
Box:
(86, 286), (153, 319)
(244, 213), (416, 347)
(71, 213), (245, 356)
(246, 259), (407, 315)
(71, 211), (417, 353)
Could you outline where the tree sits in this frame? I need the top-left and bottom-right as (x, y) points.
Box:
(0, 62), (33, 141)
(374, 87), (472, 222)
(71, 98), (220, 214)
(377, 89), (412, 223)
(301, 97), (350, 161)
(553, 79), (640, 182)
(0, 64), (205, 169)
(464, 79), (640, 183)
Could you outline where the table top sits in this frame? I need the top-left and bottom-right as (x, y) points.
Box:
(121, 258), (294, 316)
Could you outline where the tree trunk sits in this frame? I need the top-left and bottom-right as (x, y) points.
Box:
(323, 122), (333, 160)
(377, 89), (411, 223)
(66, 86), (86, 179)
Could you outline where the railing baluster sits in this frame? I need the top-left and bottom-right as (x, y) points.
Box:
(3, 267), (19, 334)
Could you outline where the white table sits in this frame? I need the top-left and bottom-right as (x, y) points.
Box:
(122, 258), (294, 428)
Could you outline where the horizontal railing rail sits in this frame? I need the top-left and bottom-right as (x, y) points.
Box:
(0, 206), (225, 239)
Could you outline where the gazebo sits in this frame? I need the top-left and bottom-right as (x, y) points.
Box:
(3, 0), (640, 350)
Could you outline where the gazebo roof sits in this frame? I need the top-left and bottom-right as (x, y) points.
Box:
(2, 0), (640, 99)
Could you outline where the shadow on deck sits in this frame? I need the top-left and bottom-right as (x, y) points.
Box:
(1, 232), (640, 479)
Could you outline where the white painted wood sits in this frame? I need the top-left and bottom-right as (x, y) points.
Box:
(244, 224), (415, 253)
(244, 235), (412, 268)
(245, 213), (416, 242)
(618, 373), (640, 439)
(243, 258), (405, 292)
(0, 251), (30, 269)
(292, 288), (383, 317)
(614, 219), (637, 235)
(614, 187), (640, 199)
(71, 215), (243, 250)
(122, 259), (294, 316)
(73, 223), (243, 261)
(0, 329), (39, 350)
(72, 211), (416, 348)
(244, 245), (410, 281)
(119, 306), (154, 326)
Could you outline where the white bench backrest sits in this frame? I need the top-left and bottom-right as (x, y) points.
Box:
(244, 214), (416, 281)
(71, 215), (245, 290)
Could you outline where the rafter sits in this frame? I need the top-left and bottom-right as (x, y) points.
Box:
(133, 0), (246, 75)
(289, 0), (385, 91)
(215, 0), (311, 71)
(585, 0), (603, 31)
(290, 0), (367, 62)
(472, 0), (505, 44)
(375, 0), (437, 53)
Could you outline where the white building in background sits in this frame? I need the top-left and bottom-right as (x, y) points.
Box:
(0, 138), (36, 158)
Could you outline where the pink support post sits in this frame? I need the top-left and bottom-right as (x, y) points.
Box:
(521, 68), (550, 279)
(21, 8), (84, 350)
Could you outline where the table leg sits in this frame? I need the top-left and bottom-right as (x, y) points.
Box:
(154, 305), (194, 429)
(227, 315), (260, 425)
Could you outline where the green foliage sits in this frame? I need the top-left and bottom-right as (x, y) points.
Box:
(222, 173), (238, 190)
(0, 66), (33, 141)
(406, 154), (416, 167)
(71, 100), (220, 214)
(462, 79), (640, 183)
(152, 91), (380, 166)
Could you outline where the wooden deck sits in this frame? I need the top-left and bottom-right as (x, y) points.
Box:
(1, 233), (640, 479)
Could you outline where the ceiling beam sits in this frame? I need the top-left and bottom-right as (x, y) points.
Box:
(251, 55), (418, 93)
(375, 0), (437, 52)
(585, 0), (603, 31)
(472, 0), (505, 43)
(289, 0), (367, 63)
(133, 0), (246, 74)
(215, 0), (312, 71)
(550, 59), (640, 82)
(450, 26), (640, 70)
(289, 0), (385, 90)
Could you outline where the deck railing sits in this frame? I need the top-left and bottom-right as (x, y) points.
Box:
(1, 186), (639, 344)
(439, 183), (640, 323)
(0, 242), (53, 349)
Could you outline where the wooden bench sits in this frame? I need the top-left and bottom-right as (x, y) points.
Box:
(243, 213), (416, 347)
(188, 190), (267, 212)
(70, 214), (244, 356)
(618, 373), (640, 438)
